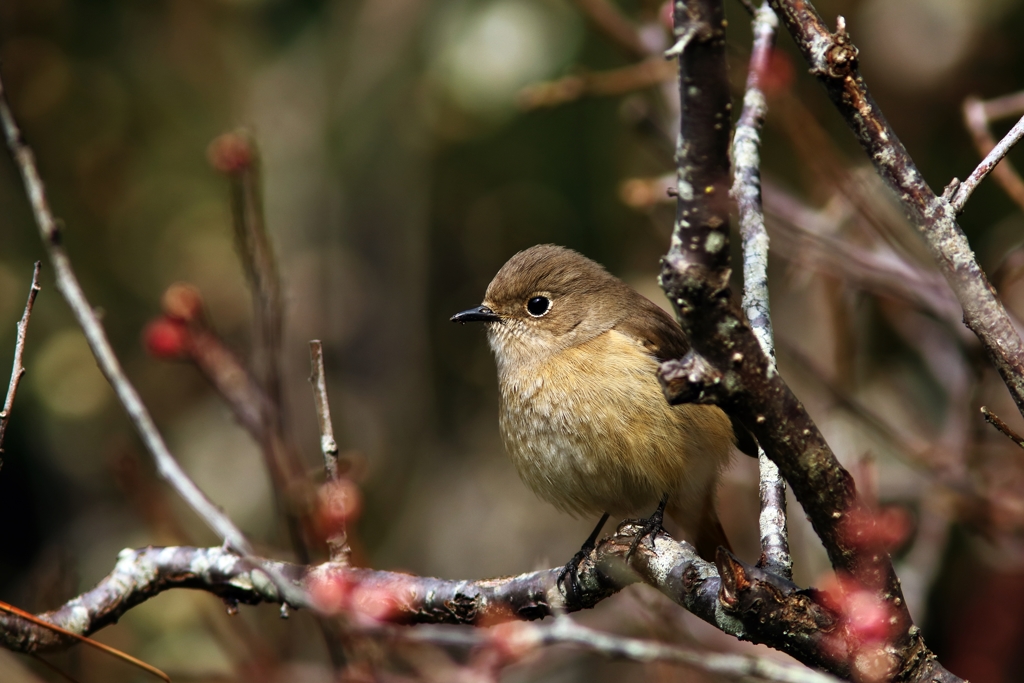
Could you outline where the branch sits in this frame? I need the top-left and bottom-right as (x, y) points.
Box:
(980, 406), (1024, 451)
(390, 619), (841, 683)
(0, 524), (863, 679)
(309, 340), (350, 563)
(209, 132), (313, 567)
(950, 111), (1024, 212)
(0, 261), (40, 463)
(730, 1), (792, 581)
(570, 0), (647, 59)
(658, 1), (960, 680)
(209, 131), (285, 415)
(767, 2), (1024, 429)
(962, 95), (1024, 214)
(309, 341), (341, 481)
(0, 71), (252, 557)
(518, 58), (675, 110)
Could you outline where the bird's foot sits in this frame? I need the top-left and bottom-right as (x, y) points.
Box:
(556, 548), (590, 608)
(557, 513), (609, 607)
(626, 495), (668, 561)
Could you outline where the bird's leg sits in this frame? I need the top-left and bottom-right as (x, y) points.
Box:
(557, 512), (610, 606)
(626, 493), (669, 560)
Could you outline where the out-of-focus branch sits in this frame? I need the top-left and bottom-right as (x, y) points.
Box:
(730, 1), (791, 582)
(146, 284), (269, 438)
(767, 2), (1024, 430)
(950, 111), (1024, 213)
(762, 181), (964, 329)
(0, 69), (253, 557)
(0, 261), (40, 463)
(961, 96), (1024, 215)
(570, 0), (647, 58)
(209, 131), (285, 416)
(518, 58), (675, 110)
(208, 132), (313, 567)
(392, 619), (841, 683)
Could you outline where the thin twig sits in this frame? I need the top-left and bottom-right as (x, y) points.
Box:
(309, 341), (341, 481)
(0, 261), (40, 462)
(0, 72), (254, 557)
(309, 340), (349, 563)
(962, 95), (1024, 215)
(518, 57), (675, 110)
(950, 111), (1024, 213)
(980, 406), (1024, 451)
(730, 1), (791, 581)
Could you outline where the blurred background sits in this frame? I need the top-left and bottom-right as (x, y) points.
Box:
(1, 0), (1024, 681)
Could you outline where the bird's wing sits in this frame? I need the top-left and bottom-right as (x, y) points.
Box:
(611, 294), (691, 363)
(613, 292), (760, 458)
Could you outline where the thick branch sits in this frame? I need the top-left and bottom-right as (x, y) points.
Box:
(1, 525), (858, 678)
(767, 0), (1024, 426)
(658, 2), (959, 681)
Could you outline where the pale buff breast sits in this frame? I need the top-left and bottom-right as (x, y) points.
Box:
(497, 329), (734, 520)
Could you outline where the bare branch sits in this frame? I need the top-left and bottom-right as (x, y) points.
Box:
(0, 70), (253, 557)
(309, 341), (341, 481)
(981, 406), (1024, 451)
(962, 95), (1024, 215)
(730, 3), (792, 581)
(0, 261), (40, 462)
(570, 0), (647, 59)
(950, 111), (1024, 212)
(658, 1), (961, 680)
(209, 131), (285, 416)
(0, 524), (862, 677)
(309, 340), (350, 563)
(767, 1), (1024, 431)
(518, 57), (675, 110)
(390, 619), (841, 683)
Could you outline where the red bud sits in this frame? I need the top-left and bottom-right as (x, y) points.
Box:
(143, 317), (190, 359)
(207, 132), (253, 174)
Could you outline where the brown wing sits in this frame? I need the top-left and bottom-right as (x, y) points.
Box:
(613, 290), (760, 458)
(612, 292), (691, 363)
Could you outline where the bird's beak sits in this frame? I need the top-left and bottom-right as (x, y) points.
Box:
(450, 305), (501, 324)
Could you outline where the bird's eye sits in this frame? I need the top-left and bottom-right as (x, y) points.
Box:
(526, 296), (551, 317)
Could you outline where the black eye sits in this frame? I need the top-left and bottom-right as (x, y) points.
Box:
(526, 296), (551, 317)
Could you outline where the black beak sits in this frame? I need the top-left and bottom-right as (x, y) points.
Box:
(451, 305), (501, 324)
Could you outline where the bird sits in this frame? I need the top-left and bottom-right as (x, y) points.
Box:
(451, 244), (743, 589)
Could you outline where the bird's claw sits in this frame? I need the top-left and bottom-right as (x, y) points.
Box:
(557, 547), (590, 607)
(626, 497), (668, 561)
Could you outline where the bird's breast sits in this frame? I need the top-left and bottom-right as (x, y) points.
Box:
(496, 330), (733, 519)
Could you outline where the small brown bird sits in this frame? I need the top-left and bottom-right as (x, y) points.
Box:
(452, 245), (738, 572)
